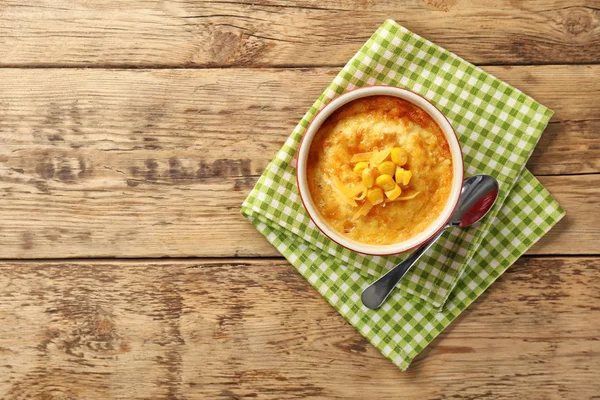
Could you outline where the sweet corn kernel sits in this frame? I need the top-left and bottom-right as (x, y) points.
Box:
(377, 161), (396, 176)
(403, 170), (412, 186)
(391, 147), (408, 166)
(395, 168), (412, 186)
(362, 168), (375, 188)
(385, 184), (402, 201)
(375, 174), (395, 191)
(353, 161), (369, 175)
(366, 187), (384, 205)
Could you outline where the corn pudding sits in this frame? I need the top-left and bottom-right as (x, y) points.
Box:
(306, 95), (453, 245)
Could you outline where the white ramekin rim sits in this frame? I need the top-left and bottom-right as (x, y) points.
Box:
(296, 85), (464, 256)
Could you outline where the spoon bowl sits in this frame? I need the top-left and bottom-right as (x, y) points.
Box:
(451, 174), (500, 227)
(361, 174), (499, 310)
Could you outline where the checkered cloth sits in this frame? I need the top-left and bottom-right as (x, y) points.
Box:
(241, 20), (564, 370)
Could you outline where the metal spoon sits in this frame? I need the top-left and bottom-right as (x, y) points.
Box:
(361, 174), (499, 310)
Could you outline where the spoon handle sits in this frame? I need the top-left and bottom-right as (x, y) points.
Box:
(361, 229), (446, 310)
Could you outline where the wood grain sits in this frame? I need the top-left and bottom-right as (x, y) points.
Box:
(530, 118), (600, 176)
(0, 0), (599, 67)
(0, 257), (598, 399)
(528, 175), (600, 255)
(0, 66), (597, 258)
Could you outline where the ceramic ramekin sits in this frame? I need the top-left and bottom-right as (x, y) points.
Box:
(296, 86), (464, 256)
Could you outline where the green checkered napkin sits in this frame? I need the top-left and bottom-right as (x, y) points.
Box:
(241, 20), (564, 369)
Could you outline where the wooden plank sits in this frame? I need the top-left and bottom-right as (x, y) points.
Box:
(0, 1), (598, 67)
(2, 165), (596, 258)
(489, 64), (600, 176)
(528, 175), (600, 255)
(0, 257), (598, 398)
(529, 118), (600, 176)
(0, 67), (598, 258)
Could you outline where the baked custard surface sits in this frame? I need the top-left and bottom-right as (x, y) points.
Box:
(307, 95), (454, 245)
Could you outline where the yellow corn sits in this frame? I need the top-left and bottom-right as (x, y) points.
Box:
(391, 147), (408, 166)
(385, 185), (402, 201)
(362, 168), (375, 188)
(366, 187), (384, 205)
(377, 161), (396, 176)
(403, 170), (412, 186)
(375, 174), (395, 192)
(395, 168), (412, 186)
(353, 161), (369, 175)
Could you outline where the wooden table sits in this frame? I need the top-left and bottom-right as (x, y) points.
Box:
(0, 1), (599, 398)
